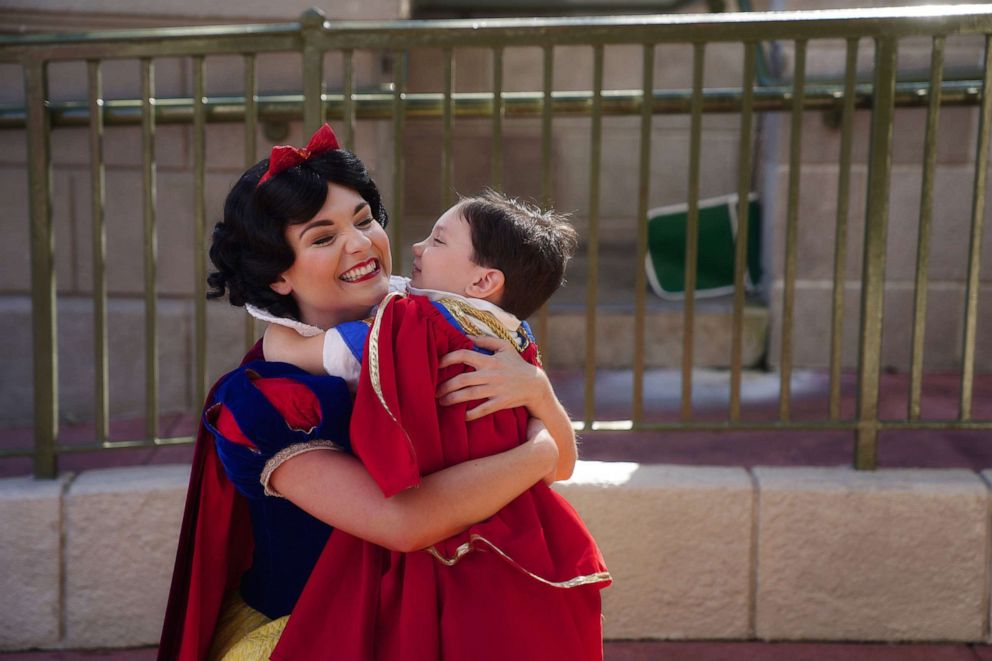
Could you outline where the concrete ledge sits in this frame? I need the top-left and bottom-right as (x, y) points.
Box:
(3, 462), (992, 650)
(754, 467), (989, 642)
(0, 475), (70, 649)
(555, 462), (754, 639)
(64, 465), (190, 648)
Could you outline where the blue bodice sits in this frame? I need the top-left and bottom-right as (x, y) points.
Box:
(204, 360), (354, 619)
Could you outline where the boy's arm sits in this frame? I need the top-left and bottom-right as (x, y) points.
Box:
(263, 323), (327, 375)
(435, 335), (577, 482)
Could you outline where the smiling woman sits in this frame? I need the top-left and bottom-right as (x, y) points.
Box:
(159, 124), (572, 661)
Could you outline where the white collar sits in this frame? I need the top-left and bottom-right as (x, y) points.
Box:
(245, 304), (325, 337)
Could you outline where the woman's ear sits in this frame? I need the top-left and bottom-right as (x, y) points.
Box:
(466, 268), (505, 301)
(270, 274), (293, 296)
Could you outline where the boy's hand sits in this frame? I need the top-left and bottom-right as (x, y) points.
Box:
(436, 335), (551, 421)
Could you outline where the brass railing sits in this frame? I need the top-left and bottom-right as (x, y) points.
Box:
(2, 6), (991, 477)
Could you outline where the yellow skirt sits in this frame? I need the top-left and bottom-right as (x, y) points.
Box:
(208, 591), (289, 661)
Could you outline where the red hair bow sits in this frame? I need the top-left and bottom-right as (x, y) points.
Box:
(257, 123), (340, 187)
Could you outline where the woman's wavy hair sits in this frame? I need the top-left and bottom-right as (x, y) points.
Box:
(206, 149), (388, 320)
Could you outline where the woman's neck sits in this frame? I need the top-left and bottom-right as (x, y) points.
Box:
(297, 304), (374, 331)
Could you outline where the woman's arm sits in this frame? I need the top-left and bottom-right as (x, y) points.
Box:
(434, 335), (577, 481)
(269, 425), (558, 553)
(262, 323), (326, 375)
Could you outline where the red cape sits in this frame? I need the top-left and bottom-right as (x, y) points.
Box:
(157, 342), (262, 661)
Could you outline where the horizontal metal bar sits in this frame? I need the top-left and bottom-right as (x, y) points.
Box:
(1, 79), (984, 131)
(570, 419), (992, 433)
(55, 437), (195, 453)
(573, 420), (860, 432)
(0, 435), (195, 458)
(3, 7), (992, 61)
(7, 418), (992, 456)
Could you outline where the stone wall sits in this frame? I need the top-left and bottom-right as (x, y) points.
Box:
(2, 461), (990, 650)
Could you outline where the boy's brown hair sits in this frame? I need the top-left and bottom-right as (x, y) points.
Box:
(460, 190), (578, 320)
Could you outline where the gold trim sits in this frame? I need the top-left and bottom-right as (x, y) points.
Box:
(437, 297), (529, 353)
(368, 291), (407, 426)
(426, 534), (612, 589)
(260, 440), (343, 498)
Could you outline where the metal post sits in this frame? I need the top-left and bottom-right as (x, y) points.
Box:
(855, 37), (898, 470)
(301, 8), (326, 136)
(26, 59), (57, 478)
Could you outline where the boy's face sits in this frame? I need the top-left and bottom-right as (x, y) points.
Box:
(411, 203), (485, 296)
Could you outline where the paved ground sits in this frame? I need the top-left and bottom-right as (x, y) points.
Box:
(5, 642), (992, 659)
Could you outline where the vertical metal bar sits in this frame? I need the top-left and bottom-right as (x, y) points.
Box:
(633, 43), (654, 425)
(26, 59), (57, 478)
(343, 49), (355, 151)
(779, 39), (807, 422)
(829, 38), (859, 421)
(681, 42), (705, 422)
(729, 42), (756, 422)
(537, 45), (554, 348)
(301, 9), (325, 136)
(88, 60), (108, 444)
(584, 45), (603, 428)
(442, 47), (454, 211)
(141, 58), (159, 441)
(244, 54), (258, 352)
(193, 55), (207, 408)
(492, 46), (504, 191)
(392, 50), (406, 276)
(908, 36), (944, 420)
(960, 35), (992, 421)
(855, 37), (898, 470)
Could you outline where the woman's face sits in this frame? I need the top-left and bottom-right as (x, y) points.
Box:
(272, 182), (392, 329)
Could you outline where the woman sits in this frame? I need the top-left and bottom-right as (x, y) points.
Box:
(158, 125), (573, 660)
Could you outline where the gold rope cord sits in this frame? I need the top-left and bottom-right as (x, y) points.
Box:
(368, 291), (407, 426)
(426, 535), (612, 590)
(437, 297), (529, 352)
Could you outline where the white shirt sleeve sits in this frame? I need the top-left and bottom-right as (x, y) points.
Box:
(322, 328), (361, 393)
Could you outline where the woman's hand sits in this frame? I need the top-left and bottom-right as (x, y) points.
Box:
(437, 335), (577, 481)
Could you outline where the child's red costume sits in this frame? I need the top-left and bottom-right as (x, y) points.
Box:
(273, 292), (611, 661)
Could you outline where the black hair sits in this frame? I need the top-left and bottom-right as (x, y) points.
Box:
(461, 190), (577, 320)
(206, 149), (388, 320)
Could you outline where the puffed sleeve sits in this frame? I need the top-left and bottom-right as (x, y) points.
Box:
(203, 361), (353, 500)
(321, 320), (370, 392)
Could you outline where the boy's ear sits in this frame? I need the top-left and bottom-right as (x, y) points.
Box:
(466, 268), (505, 301)
(270, 274), (293, 296)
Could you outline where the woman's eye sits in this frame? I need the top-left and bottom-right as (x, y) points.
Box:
(357, 217), (375, 229)
(313, 234), (335, 246)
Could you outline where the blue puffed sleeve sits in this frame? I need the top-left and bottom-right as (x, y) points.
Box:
(337, 319), (370, 363)
(203, 360), (353, 500)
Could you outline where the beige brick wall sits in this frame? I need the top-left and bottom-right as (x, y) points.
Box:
(2, 461), (991, 651)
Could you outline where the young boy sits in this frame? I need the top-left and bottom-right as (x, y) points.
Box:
(265, 191), (610, 661)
